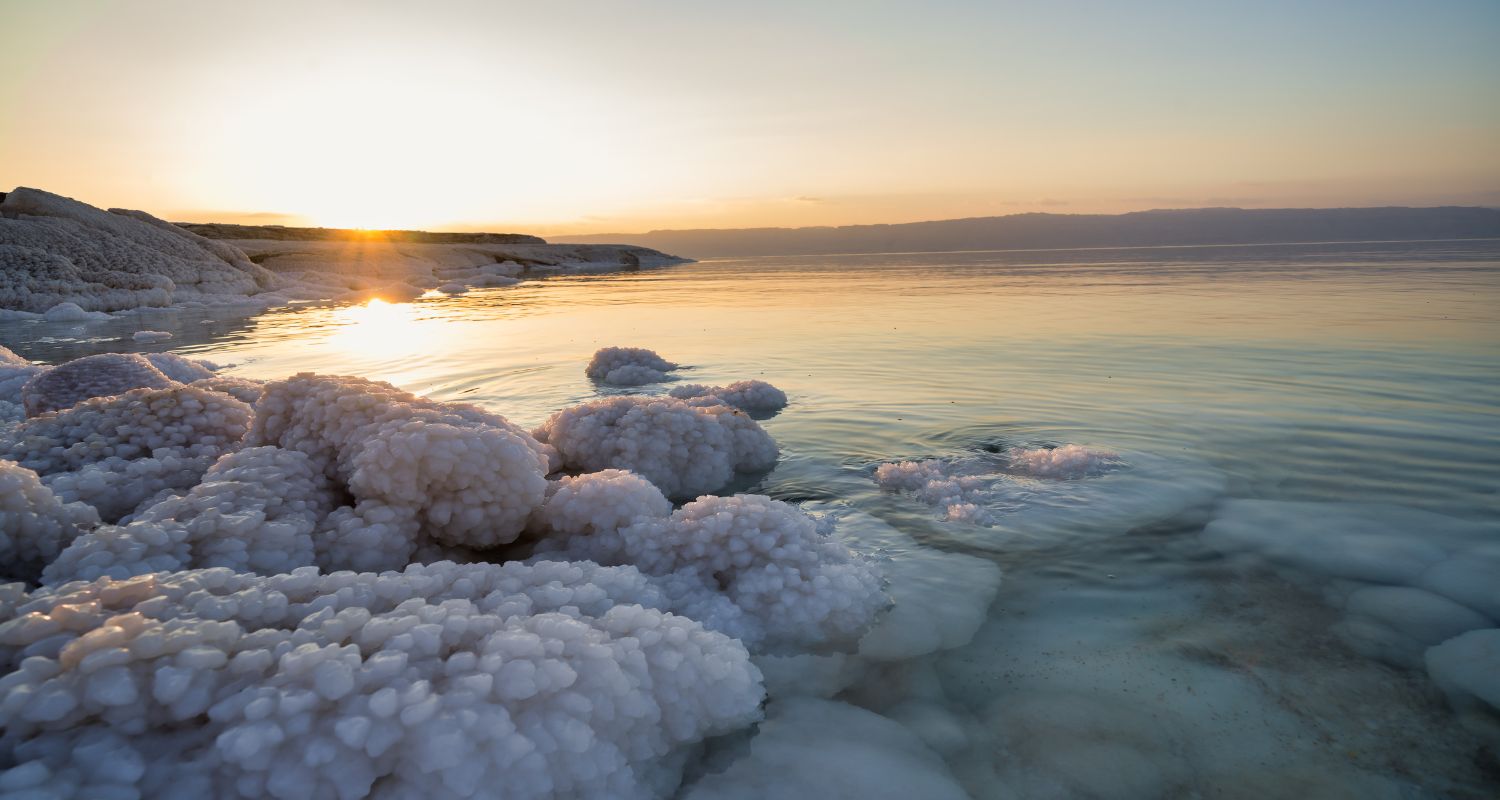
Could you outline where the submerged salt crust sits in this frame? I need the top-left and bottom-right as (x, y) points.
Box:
(873, 446), (1223, 546)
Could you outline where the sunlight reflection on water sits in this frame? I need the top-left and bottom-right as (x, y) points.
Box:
(4, 239), (1499, 794)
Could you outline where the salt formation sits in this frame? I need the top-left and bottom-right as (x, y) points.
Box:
(0, 188), (275, 312)
(874, 446), (1222, 546)
(1424, 629), (1500, 712)
(536, 396), (777, 499)
(142, 352), (218, 383)
(585, 347), (679, 386)
(669, 380), (788, 414)
(41, 447), (336, 584)
(1202, 500), (1500, 694)
(132, 330), (173, 343)
(0, 562), (765, 799)
(41, 302), (111, 322)
(247, 374), (553, 567)
(681, 698), (970, 800)
(188, 375), (263, 404)
(19, 353), (177, 416)
(0, 345), (42, 413)
(1, 385), (252, 523)
(1006, 443), (1120, 479)
(0, 461), (99, 583)
(532, 480), (887, 653)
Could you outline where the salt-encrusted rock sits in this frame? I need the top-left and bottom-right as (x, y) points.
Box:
(42, 447), (337, 584)
(247, 374), (552, 559)
(0, 187), (275, 312)
(0, 460), (99, 583)
(0, 561), (765, 800)
(41, 302), (111, 322)
(188, 375), (263, 405)
(132, 330), (173, 343)
(585, 347), (678, 386)
(1, 385), (252, 522)
(535, 395), (777, 499)
(534, 486), (886, 653)
(20, 353), (178, 416)
(669, 380), (788, 414)
(0, 347), (43, 408)
(1006, 443), (1120, 479)
(142, 352), (216, 383)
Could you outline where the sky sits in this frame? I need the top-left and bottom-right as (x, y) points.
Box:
(2, 0), (1497, 235)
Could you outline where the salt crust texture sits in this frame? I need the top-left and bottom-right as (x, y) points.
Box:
(19, 353), (178, 417)
(872, 447), (1223, 548)
(1203, 500), (1500, 712)
(0, 461), (100, 584)
(0, 562), (764, 799)
(0, 188), (275, 312)
(681, 698), (970, 800)
(535, 396), (777, 499)
(1, 385), (253, 525)
(0, 350), (974, 798)
(531, 475), (887, 653)
(668, 380), (788, 414)
(246, 374), (555, 567)
(584, 347), (679, 386)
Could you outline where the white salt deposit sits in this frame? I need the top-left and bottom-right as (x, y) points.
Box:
(0, 188), (274, 312)
(1202, 500), (1500, 673)
(42, 303), (111, 322)
(2, 384), (252, 523)
(19, 353), (178, 416)
(669, 380), (788, 414)
(531, 482), (887, 653)
(0, 562), (764, 799)
(0, 460), (100, 583)
(585, 346), (679, 385)
(247, 374), (553, 567)
(681, 698), (971, 800)
(873, 447), (1218, 545)
(535, 395), (777, 499)
(131, 330), (172, 343)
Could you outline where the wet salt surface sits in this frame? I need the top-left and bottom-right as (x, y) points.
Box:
(4, 239), (1500, 796)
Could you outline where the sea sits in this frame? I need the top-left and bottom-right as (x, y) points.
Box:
(4, 238), (1498, 797)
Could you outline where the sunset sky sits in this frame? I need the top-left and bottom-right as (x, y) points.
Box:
(2, 0), (1497, 234)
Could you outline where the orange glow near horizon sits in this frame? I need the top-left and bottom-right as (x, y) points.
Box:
(2, 2), (1496, 235)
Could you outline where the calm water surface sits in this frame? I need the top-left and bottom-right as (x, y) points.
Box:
(5, 240), (1499, 796)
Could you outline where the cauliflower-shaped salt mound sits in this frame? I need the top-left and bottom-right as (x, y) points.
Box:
(535, 395), (778, 499)
(0, 187), (276, 312)
(1, 385), (252, 522)
(874, 460), (995, 525)
(1006, 443), (1120, 479)
(42, 447), (338, 585)
(586, 346), (679, 386)
(0, 561), (765, 800)
(669, 380), (788, 414)
(247, 373), (552, 562)
(188, 375), (263, 404)
(142, 352), (216, 383)
(20, 353), (178, 416)
(0, 460), (100, 583)
(535, 488), (886, 653)
(0, 346), (44, 409)
(533, 469), (672, 543)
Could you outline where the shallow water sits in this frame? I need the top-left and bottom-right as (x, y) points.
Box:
(5, 239), (1500, 796)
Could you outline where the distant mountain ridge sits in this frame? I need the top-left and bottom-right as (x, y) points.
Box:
(552, 207), (1500, 259)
